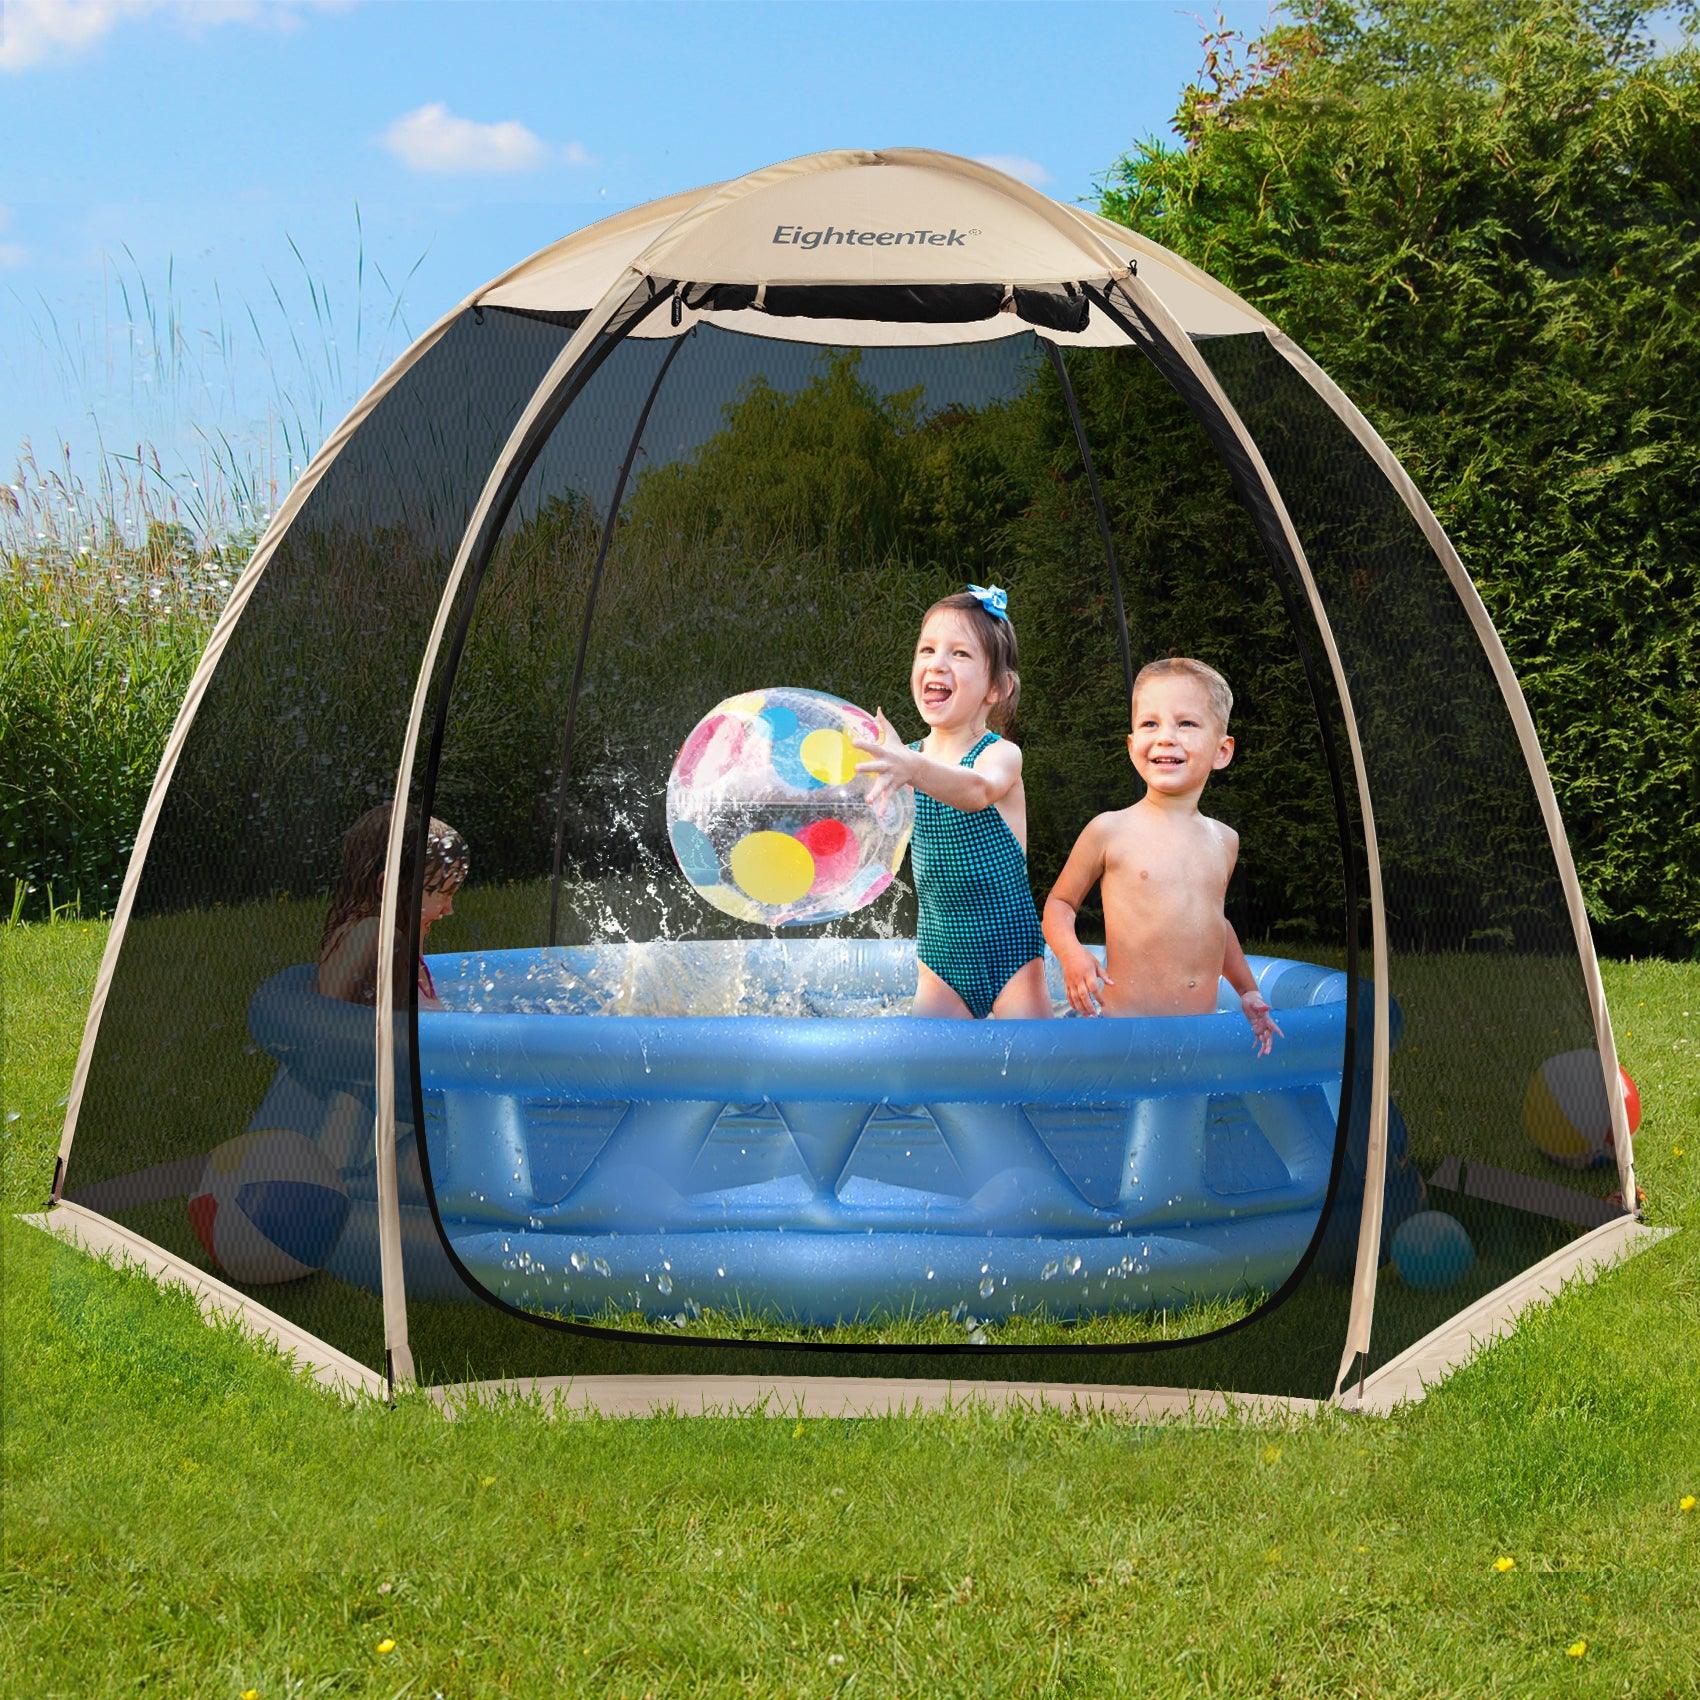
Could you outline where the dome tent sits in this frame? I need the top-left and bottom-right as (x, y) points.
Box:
(36, 149), (1658, 1414)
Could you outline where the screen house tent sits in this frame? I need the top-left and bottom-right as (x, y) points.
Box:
(34, 150), (1662, 1417)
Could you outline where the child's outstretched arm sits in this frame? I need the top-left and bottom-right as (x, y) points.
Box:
(1043, 818), (1114, 1017)
(1223, 917), (1283, 1055)
(852, 709), (1022, 813)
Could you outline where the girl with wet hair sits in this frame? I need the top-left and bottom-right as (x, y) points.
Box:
(317, 802), (469, 1009)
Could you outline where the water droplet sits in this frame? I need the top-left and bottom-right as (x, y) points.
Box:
(592, 1257), (611, 1278)
(978, 1275), (995, 1299)
(1040, 1260), (1059, 1281)
(1064, 1254), (1083, 1276)
(656, 1273), (673, 1296)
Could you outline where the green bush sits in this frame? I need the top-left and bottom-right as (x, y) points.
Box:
(1099, 0), (1700, 954)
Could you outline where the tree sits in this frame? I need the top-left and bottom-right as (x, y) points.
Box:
(1100, 0), (1700, 954)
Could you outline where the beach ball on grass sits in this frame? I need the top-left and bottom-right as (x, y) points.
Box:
(1524, 1051), (1640, 1168)
(188, 1128), (349, 1284)
(1391, 1210), (1475, 1290)
(666, 687), (913, 927)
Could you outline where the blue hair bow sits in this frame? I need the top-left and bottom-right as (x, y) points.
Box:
(966, 583), (1009, 622)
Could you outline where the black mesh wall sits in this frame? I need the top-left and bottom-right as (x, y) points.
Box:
(60, 308), (582, 1373)
(397, 326), (1369, 1392)
(60, 297), (1545, 1400)
(1197, 332), (1626, 1378)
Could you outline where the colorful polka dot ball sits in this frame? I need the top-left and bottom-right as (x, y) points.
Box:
(667, 687), (913, 927)
(1523, 1050), (1640, 1168)
(188, 1128), (350, 1284)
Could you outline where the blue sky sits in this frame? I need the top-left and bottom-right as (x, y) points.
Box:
(1, 0), (1277, 530)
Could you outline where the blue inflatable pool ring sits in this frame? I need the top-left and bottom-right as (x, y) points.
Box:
(243, 942), (1380, 1326)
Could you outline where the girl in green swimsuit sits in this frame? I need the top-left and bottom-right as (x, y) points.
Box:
(853, 587), (1052, 1020)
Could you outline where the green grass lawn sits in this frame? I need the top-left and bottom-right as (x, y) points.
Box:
(2, 920), (1696, 1697)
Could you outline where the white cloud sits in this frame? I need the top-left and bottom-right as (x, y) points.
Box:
(0, 0), (351, 71)
(380, 103), (564, 175)
(974, 154), (1052, 188)
(0, 0), (139, 69)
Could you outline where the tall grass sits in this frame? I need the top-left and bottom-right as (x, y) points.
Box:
(3, 216), (429, 922)
(0, 522), (225, 918)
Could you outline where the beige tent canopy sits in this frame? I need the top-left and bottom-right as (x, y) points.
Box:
(36, 149), (1656, 1417)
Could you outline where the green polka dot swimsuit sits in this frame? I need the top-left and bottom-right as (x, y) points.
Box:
(909, 731), (1046, 1019)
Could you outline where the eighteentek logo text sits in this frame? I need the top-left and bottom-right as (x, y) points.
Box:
(772, 225), (970, 250)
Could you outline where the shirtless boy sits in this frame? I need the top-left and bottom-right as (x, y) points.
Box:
(1042, 657), (1281, 1052)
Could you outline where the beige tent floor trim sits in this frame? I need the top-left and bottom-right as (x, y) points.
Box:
(19, 1204), (1318, 1421)
(1345, 1215), (1674, 1414)
(27, 1203), (1667, 1423)
(427, 1374), (1322, 1424)
(20, 1203), (386, 1402)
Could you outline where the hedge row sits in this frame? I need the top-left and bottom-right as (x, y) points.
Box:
(1098, 0), (1699, 953)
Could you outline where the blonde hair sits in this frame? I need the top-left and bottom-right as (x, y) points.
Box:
(922, 591), (1021, 731)
(1132, 657), (1233, 731)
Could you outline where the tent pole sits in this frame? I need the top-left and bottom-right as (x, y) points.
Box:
(546, 330), (692, 946)
(1048, 332), (1376, 1324)
(1086, 281), (1392, 1404)
(1261, 331), (1637, 1213)
(1044, 340), (1134, 703)
(373, 275), (676, 1393)
(1264, 561), (1366, 1271)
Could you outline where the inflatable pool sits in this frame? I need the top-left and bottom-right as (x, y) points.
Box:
(246, 941), (1354, 1324)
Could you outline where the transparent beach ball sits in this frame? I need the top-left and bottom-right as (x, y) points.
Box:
(666, 687), (914, 927)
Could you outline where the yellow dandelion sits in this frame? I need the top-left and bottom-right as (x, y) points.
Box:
(375, 1639), (396, 1656)
(241, 1690), (259, 1700)
(1493, 1556), (1516, 1572)
(1260, 1443), (1282, 1465)
(793, 1420), (806, 1438)
(1566, 1640), (1587, 1659)
(1263, 1545), (1283, 1564)
(1674, 1145), (1687, 1158)
(1680, 1495), (1696, 1512)
(479, 1475), (497, 1487)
